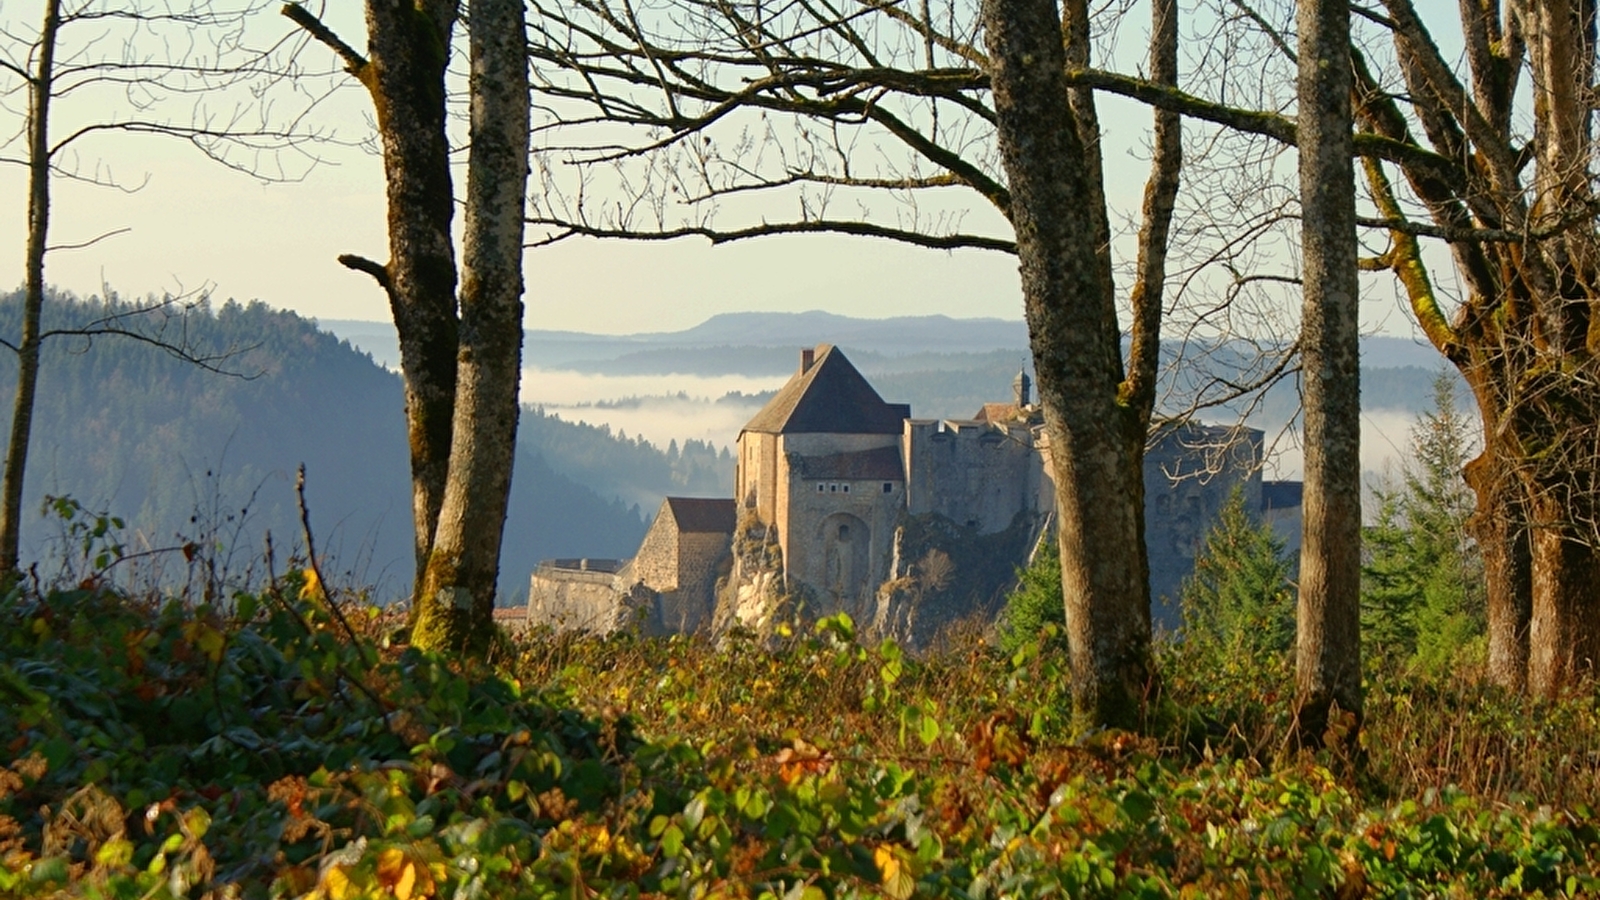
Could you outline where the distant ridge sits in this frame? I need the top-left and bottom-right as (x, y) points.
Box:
(320, 312), (1450, 373)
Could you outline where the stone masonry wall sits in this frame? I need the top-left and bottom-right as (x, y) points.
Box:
(649, 530), (731, 634)
(631, 508), (682, 591)
(781, 464), (901, 615)
(527, 564), (626, 633)
(1144, 425), (1263, 625)
(902, 420), (1048, 534)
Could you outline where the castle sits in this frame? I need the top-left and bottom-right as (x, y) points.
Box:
(528, 344), (1295, 644)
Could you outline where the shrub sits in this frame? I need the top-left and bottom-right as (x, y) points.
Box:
(996, 536), (1063, 656)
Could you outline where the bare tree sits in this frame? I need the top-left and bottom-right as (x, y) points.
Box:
(286, 0), (530, 655)
(1343, 0), (1600, 695)
(1293, 0), (1362, 744)
(525, 0), (1187, 727)
(982, 0), (1181, 729)
(0, 0), (324, 576)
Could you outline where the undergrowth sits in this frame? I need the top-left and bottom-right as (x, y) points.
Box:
(2, 579), (1600, 898)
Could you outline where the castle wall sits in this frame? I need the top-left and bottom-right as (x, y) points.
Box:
(903, 420), (1048, 534)
(780, 464), (900, 611)
(780, 432), (899, 456)
(632, 508), (682, 591)
(1144, 425), (1264, 623)
(651, 530), (732, 633)
(767, 433), (899, 585)
(527, 563), (626, 633)
(737, 432), (782, 524)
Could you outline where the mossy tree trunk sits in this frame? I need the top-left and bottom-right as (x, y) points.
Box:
(1354, 0), (1600, 696)
(288, 0), (529, 654)
(1293, 0), (1363, 745)
(285, 0), (461, 603)
(411, 0), (530, 654)
(983, 0), (1178, 731)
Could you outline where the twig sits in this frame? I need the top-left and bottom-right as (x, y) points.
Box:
(295, 464), (366, 653)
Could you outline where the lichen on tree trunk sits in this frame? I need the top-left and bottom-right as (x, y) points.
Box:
(983, 0), (1160, 732)
(411, 0), (530, 655)
(1293, 0), (1363, 745)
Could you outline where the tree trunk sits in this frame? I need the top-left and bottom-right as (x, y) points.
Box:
(1526, 490), (1600, 696)
(984, 0), (1155, 731)
(1294, 0), (1363, 745)
(0, 0), (61, 576)
(411, 0), (530, 654)
(1463, 424), (1531, 692)
(359, 0), (462, 602)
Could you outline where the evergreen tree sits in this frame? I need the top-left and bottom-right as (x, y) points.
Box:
(1179, 487), (1295, 661)
(1362, 370), (1485, 675)
(998, 537), (1064, 655)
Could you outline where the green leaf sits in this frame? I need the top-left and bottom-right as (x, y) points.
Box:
(1120, 791), (1156, 825)
(29, 856), (70, 884)
(662, 823), (684, 857)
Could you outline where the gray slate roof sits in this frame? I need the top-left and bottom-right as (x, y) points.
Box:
(664, 497), (738, 533)
(791, 446), (905, 481)
(741, 345), (908, 435)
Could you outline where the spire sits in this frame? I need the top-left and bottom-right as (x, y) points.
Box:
(1013, 369), (1032, 407)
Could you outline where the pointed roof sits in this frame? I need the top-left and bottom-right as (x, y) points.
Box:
(742, 345), (908, 435)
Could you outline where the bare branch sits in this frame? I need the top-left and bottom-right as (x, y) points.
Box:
(337, 254), (393, 291)
(280, 3), (369, 77)
(44, 225), (130, 252)
(526, 217), (1017, 252)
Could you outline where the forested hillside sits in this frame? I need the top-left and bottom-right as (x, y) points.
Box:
(0, 293), (650, 598)
(520, 407), (731, 511)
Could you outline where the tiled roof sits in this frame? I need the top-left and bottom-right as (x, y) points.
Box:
(973, 402), (1022, 422)
(664, 497), (738, 533)
(792, 446), (905, 480)
(742, 345), (908, 435)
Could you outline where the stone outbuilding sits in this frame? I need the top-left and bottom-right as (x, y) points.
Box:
(526, 497), (734, 635)
(629, 496), (737, 633)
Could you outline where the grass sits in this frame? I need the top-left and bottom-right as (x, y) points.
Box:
(2, 578), (1599, 898)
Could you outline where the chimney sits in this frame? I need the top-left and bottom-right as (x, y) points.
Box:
(800, 347), (815, 374)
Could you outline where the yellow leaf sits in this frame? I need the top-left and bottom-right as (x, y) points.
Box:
(300, 568), (324, 601)
(376, 848), (406, 884)
(319, 865), (356, 900)
(195, 625), (226, 663)
(875, 845), (916, 900)
(394, 862), (418, 900)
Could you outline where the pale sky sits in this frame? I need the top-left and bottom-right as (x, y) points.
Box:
(0, 0), (1443, 339)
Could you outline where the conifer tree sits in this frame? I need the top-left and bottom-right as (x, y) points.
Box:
(1180, 488), (1295, 661)
(1362, 371), (1485, 674)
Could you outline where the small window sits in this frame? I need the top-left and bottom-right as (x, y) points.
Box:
(838, 524), (850, 539)
(842, 483), (850, 493)
(882, 482), (893, 493)
(817, 483), (825, 492)
(829, 483), (838, 493)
